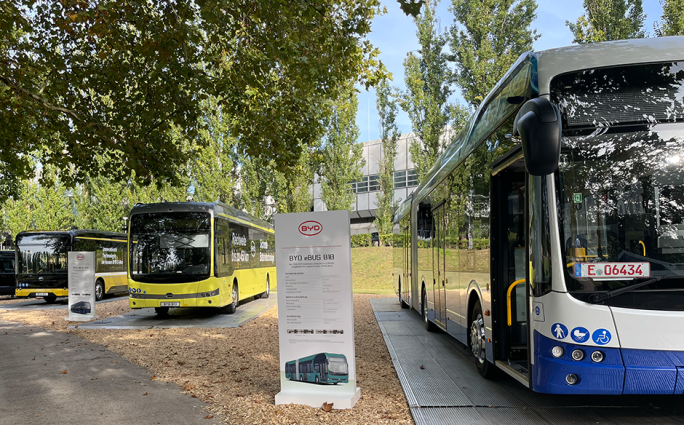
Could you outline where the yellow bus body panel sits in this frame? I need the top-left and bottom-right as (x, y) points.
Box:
(15, 288), (69, 297)
(128, 266), (276, 309)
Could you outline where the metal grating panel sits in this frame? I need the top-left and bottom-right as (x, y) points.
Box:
(412, 407), (485, 425)
(399, 358), (471, 407)
(374, 312), (406, 321)
(378, 321), (419, 407)
(380, 321), (416, 336)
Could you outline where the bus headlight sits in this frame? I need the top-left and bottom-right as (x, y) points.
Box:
(566, 373), (579, 385)
(591, 351), (604, 363)
(551, 346), (564, 358)
(571, 349), (584, 361)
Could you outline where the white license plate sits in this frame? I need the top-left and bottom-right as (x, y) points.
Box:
(160, 302), (180, 307)
(575, 262), (650, 278)
(35, 293), (49, 297)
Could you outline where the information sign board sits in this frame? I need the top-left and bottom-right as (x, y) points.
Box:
(274, 211), (360, 409)
(67, 252), (96, 321)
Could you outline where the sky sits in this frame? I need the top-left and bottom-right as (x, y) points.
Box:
(355, 0), (664, 143)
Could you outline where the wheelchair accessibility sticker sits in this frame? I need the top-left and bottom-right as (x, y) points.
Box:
(592, 329), (612, 345)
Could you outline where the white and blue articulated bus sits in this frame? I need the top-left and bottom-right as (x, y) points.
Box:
(393, 36), (684, 394)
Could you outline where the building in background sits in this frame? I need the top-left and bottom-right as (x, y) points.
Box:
(313, 133), (419, 235)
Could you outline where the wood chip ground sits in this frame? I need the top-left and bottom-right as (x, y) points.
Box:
(0, 294), (413, 424)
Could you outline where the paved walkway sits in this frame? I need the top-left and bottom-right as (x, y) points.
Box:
(0, 320), (221, 425)
(371, 297), (684, 425)
(0, 295), (128, 311)
(73, 296), (277, 330)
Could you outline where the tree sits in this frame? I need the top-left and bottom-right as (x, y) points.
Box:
(374, 79), (401, 236)
(0, 0), (387, 202)
(237, 155), (272, 221)
(186, 97), (236, 205)
(401, 0), (461, 182)
(567, 0), (646, 43)
(449, 0), (539, 107)
(319, 88), (364, 212)
(654, 0), (684, 36)
(272, 146), (316, 214)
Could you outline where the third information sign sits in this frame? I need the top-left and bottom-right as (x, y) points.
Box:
(274, 211), (360, 409)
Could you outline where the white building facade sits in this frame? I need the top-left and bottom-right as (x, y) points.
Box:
(313, 133), (419, 235)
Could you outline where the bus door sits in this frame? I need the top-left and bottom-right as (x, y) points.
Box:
(492, 153), (529, 377)
(433, 204), (447, 326)
(403, 226), (410, 304)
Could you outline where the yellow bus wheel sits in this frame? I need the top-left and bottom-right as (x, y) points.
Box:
(95, 280), (105, 302)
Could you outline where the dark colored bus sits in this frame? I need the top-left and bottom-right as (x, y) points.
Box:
(285, 353), (349, 384)
(0, 250), (15, 296)
(15, 230), (128, 303)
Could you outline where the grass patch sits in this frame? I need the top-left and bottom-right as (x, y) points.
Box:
(352, 246), (394, 294)
(272, 246), (394, 295)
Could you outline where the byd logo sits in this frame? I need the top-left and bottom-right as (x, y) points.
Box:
(298, 221), (322, 236)
(76, 254), (85, 261)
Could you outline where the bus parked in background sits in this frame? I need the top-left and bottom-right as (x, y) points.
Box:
(0, 250), (16, 296)
(15, 230), (128, 303)
(127, 202), (275, 315)
(285, 353), (349, 384)
(394, 36), (684, 394)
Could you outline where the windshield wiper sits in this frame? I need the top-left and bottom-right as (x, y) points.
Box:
(588, 275), (683, 303)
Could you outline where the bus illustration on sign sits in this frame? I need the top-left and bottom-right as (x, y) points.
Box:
(285, 353), (348, 385)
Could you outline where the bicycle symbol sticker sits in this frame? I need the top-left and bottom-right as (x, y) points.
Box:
(592, 329), (612, 345)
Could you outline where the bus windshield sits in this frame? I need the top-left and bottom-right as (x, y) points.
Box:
(554, 62), (684, 295)
(130, 212), (211, 283)
(16, 234), (69, 275)
(328, 357), (348, 375)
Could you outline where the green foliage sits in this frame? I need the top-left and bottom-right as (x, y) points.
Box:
(272, 144), (316, 214)
(0, 0), (387, 202)
(655, 0), (684, 36)
(319, 88), (364, 212)
(397, 0), (426, 17)
(401, 1), (463, 183)
(374, 79), (401, 235)
(351, 234), (372, 247)
(449, 0), (539, 107)
(566, 0), (646, 43)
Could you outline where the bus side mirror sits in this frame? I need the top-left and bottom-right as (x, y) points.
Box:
(513, 97), (562, 176)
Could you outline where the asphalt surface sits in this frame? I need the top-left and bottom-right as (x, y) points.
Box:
(0, 320), (222, 425)
(0, 294), (128, 311)
(74, 296), (277, 330)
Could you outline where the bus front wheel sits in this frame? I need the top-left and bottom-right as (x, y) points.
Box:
(315, 376), (319, 383)
(43, 295), (57, 304)
(261, 276), (270, 299)
(470, 301), (495, 379)
(423, 290), (436, 332)
(95, 280), (105, 302)
(223, 282), (238, 314)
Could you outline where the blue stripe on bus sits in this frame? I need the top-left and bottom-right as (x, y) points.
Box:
(533, 331), (624, 394)
(534, 331), (684, 394)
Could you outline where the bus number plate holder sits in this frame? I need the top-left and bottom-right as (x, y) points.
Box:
(575, 262), (650, 278)
(160, 302), (180, 307)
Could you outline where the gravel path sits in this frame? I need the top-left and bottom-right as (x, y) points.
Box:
(0, 294), (413, 424)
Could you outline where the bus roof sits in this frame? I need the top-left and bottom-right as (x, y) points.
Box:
(405, 36), (684, 209)
(129, 201), (274, 234)
(16, 229), (126, 242)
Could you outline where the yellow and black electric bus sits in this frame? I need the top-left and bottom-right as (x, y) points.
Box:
(15, 230), (128, 303)
(127, 202), (276, 315)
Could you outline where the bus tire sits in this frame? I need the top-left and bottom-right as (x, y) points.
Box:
(43, 295), (57, 304)
(399, 280), (409, 309)
(470, 301), (495, 379)
(95, 279), (105, 302)
(423, 288), (436, 332)
(315, 376), (319, 384)
(155, 307), (170, 316)
(261, 276), (270, 299)
(223, 282), (238, 314)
